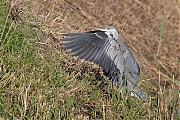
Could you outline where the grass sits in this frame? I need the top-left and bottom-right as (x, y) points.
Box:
(0, 1), (179, 120)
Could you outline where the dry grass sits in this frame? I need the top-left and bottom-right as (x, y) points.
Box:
(0, 0), (180, 119)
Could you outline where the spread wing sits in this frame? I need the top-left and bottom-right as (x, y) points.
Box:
(61, 30), (125, 87)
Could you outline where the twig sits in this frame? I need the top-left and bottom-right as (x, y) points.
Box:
(62, 0), (99, 26)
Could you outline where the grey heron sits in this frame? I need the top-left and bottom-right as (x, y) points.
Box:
(61, 26), (148, 100)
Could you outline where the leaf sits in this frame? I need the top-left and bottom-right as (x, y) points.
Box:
(65, 97), (74, 109)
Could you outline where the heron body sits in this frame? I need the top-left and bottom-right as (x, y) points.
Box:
(61, 26), (148, 100)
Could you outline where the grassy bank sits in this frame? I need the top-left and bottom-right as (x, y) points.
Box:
(0, 1), (179, 119)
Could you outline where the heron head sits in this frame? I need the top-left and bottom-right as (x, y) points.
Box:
(94, 26), (119, 40)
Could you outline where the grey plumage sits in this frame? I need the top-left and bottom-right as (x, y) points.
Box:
(61, 26), (148, 100)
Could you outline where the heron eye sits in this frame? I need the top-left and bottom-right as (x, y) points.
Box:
(110, 33), (113, 37)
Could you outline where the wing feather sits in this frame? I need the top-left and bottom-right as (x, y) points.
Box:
(61, 30), (125, 87)
(95, 41), (109, 65)
(77, 45), (95, 60)
(73, 46), (96, 60)
(67, 42), (88, 53)
(97, 41), (111, 67)
(116, 35), (140, 91)
(82, 45), (97, 61)
(71, 43), (91, 57)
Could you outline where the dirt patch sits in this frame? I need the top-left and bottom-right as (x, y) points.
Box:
(8, 0), (180, 89)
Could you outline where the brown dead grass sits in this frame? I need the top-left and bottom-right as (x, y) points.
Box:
(7, 0), (180, 118)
